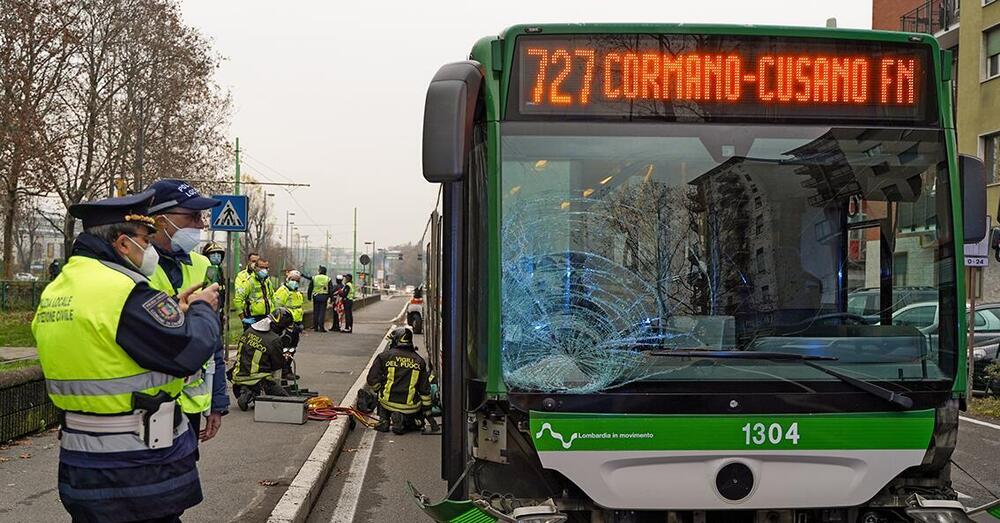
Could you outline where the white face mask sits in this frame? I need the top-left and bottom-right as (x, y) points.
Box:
(126, 236), (159, 276)
(164, 216), (202, 254)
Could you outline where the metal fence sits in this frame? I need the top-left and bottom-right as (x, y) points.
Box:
(0, 366), (59, 443)
(0, 281), (48, 311)
(899, 0), (959, 34)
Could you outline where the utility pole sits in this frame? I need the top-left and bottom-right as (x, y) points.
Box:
(352, 207), (357, 286)
(325, 230), (330, 269)
(233, 137), (241, 270)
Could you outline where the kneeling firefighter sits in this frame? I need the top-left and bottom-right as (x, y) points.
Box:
(366, 326), (437, 434)
(231, 307), (294, 410)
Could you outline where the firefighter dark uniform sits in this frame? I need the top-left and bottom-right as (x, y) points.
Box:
(32, 191), (220, 523)
(366, 327), (432, 434)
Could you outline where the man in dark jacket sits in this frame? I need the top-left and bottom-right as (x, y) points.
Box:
(366, 326), (432, 434)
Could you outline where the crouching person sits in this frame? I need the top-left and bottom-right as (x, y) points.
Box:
(231, 308), (293, 411)
(366, 327), (432, 434)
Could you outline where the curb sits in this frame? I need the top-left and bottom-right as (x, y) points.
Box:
(267, 302), (405, 523)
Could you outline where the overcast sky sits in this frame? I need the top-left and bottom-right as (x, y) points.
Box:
(178, 0), (873, 250)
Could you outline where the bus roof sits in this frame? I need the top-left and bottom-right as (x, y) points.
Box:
(498, 23), (940, 50)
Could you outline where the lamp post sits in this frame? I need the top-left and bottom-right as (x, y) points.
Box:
(363, 241), (373, 295)
(303, 235), (310, 270)
(284, 211), (295, 269)
(262, 193), (275, 260)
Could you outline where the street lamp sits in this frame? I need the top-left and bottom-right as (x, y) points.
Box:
(284, 211), (295, 269)
(260, 193), (276, 260)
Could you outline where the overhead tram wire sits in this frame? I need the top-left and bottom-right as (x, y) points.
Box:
(237, 156), (327, 228)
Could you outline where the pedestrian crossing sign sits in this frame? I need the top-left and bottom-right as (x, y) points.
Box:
(210, 194), (248, 232)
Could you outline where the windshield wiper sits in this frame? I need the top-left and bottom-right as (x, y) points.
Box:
(649, 350), (913, 408)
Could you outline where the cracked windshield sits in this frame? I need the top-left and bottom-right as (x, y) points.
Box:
(501, 123), (954, 393)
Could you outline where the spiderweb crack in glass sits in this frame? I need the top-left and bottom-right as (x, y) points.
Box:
(502, 192), (693, 393)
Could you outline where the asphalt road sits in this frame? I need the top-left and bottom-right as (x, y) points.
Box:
(0, 296), (405, 523)
(953, 415), (1000, 521)
(307, 331), (448, 523)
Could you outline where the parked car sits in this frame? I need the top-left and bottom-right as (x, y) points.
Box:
(888, 301), (1000, 394)
(13, 272), (38, 282)
(847, 286), (939, 323)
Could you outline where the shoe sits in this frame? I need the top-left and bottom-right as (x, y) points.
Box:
(375, 419), (389, 433)
(390, 411), (406, 435)
(237, 389), (253, 412)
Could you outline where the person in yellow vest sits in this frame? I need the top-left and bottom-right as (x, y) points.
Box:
(343, 273), (357, 332)
(307, 265), (331, 332)
(145, 179), (229, 447)
(274, 270), (305, 380)
(234, 257), (275, 330)
(32, 190), (221, 522)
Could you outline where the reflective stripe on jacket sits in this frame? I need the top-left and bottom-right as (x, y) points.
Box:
(32, 257), (186, 415)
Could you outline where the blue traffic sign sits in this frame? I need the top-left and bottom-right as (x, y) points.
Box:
(210, 194), (248, 232)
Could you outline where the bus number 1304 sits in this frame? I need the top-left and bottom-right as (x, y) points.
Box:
(741, 422), (800, 446)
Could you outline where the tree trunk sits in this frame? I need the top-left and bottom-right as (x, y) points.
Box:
(3, 188), (18, 279)
(62, 212), (76, 262)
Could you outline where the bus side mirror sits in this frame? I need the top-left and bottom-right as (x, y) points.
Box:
(960, 154), (987, 244)
(422, 61), (484, 183)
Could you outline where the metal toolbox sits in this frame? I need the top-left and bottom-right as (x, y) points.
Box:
(254, 395), (308, 425)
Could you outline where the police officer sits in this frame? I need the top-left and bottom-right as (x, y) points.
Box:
(307, 265), (331, 332)
(234, 257), (274, 329)
(343, 273), (356, 333)
(366, 326), (432, 434)
(32, 190), (220, 522)
(234, 251), (259, 295)
(145, 179), (229, 444)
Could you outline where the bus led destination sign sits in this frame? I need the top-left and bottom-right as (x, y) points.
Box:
(512, 35), (935, 122)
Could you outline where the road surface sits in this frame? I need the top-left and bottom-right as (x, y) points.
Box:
(0, 296), (404, 523)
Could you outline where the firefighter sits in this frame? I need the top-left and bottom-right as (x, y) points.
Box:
(231, 307), (294, 410)
(366, 326), (432, 434)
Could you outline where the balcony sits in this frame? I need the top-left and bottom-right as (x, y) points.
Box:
(899, 0), (959, 35)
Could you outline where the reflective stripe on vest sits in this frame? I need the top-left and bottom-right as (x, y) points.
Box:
(313, 274), (330, 295)
(146, 252), (215, 415)
(32, 257), (186, 415)
(60, 417), (190, 453)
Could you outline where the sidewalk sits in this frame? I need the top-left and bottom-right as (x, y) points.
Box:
(0, 347), (37, 362)
(0, 296), (406, 523)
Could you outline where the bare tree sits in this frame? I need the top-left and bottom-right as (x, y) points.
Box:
(13, 196), (41, 272)
(42, 0), (231, 255)
(0, 0), (78, 277)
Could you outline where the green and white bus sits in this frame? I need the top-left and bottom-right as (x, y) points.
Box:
(416, 23), (989, 523)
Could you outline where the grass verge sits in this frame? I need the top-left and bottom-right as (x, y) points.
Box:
(969, 397), (1000, 420)
(0, 311), (35, 347)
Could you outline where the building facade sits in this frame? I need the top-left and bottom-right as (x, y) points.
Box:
(874, 0), (1000, 301)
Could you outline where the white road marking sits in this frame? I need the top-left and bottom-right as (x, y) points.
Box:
(961, 416), (1000, 431)
(958, 491), (973, 500)
(329, 427), (378, 523)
